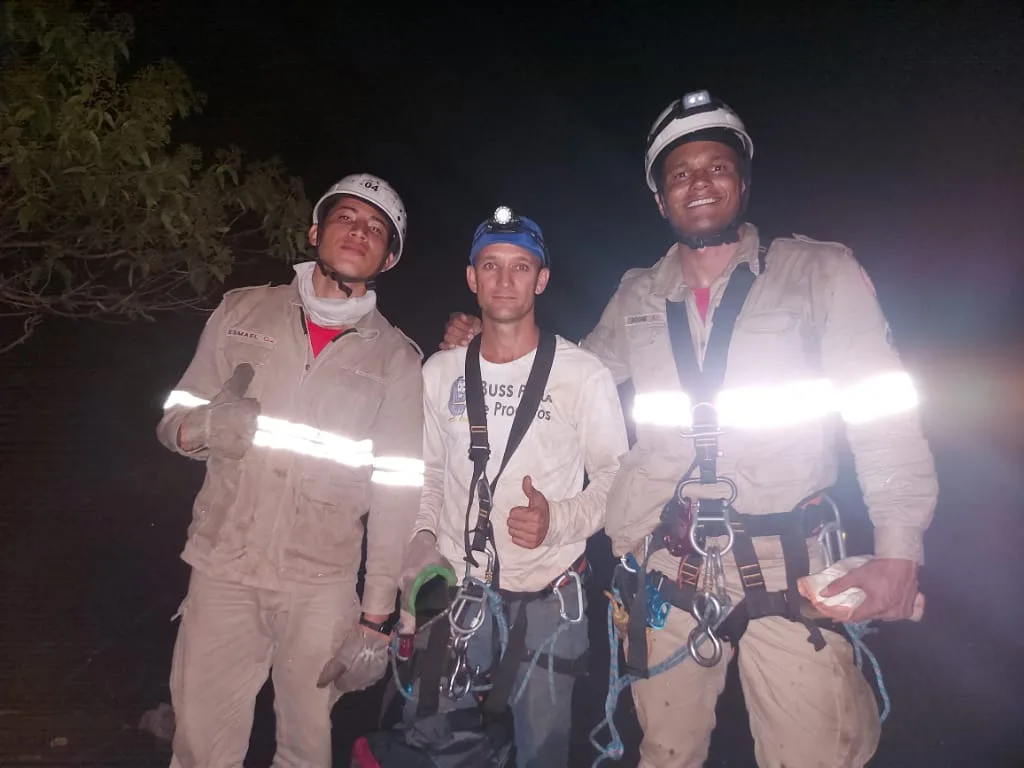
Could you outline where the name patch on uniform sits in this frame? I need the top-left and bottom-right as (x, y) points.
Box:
(226, 327), (276, 346)
(625, 313), (666, 326)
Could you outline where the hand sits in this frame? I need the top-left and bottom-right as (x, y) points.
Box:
(179, 364), (261, 459)
(316, 621), (390, 694)
(440, 312), (481, 350)
(507, 475), (550, 549)
(398, 531), (456, 634)
(820, 557), (922, 622)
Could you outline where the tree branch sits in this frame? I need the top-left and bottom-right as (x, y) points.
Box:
(0, 314), (42, 354)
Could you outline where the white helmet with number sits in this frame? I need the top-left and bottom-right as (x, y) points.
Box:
(644, 90), (754, 192)
(312, 173), (407, 268)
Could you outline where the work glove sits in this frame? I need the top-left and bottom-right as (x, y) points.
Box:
(316, 624), (391, 695)
(179, 363), (261, 459)
(397, 530), (458, 634)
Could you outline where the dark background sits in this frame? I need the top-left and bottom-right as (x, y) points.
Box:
(0, 1), (1022, 766)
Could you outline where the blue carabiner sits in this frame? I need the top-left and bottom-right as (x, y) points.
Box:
(645, 583), (671, 629)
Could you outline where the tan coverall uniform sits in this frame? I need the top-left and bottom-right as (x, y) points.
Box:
(156, 279), (424, 767)
(583, 224), (939, 767)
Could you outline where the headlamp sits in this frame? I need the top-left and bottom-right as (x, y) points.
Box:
(684, 90), (711, 108)
(486, 205), (520, 233)
(646, 89), (722, 150)
(476, 204), (549, 266)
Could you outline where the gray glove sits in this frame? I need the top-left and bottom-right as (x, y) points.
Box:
(179, 364), (261, 459)
(316, 625), (390, 695)
(397, 531), (457, 634)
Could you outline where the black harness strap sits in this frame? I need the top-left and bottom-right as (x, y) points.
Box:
(463, 332), (557, 587)
(415, 617), (452, 718)
(624, 259), (761, 677)
(618, 498), (836, 668)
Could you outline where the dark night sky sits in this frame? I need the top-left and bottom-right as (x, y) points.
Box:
(114, 1), (1022, 353)
(0, 5), (1021, 762)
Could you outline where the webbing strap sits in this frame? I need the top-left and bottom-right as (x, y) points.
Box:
(624, 258), (762, 677)
(463, 332), (557, 582)
(415, 618), (451, 718)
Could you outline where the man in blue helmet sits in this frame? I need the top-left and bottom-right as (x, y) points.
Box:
(383, 207), (628, 767)
(441, 91), (937, 767)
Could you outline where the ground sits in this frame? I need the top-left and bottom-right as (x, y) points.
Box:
(0, 313), (1021, 767)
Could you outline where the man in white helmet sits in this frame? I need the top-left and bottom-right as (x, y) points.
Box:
(442, 91), (938, 766)
(156, 173), (426, 767)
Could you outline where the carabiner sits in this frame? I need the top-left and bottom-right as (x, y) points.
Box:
(555, 569), (584, 624)
(815, 495), (847, 567)
(619, 553), (639, 574)
(445, 642), (475, 699)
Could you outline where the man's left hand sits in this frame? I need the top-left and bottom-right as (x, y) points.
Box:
(507, 475), (550, 549)
(316, 619), (390, 695)
(820, 557), (919, 622)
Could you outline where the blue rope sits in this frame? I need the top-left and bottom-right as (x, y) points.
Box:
(511, 618), (569, 707)
(583, 604), (892, 765)
(588, 587), (705, 766)
(843, 620), (891, 723)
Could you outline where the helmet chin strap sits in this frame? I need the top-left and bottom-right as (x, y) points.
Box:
(314, 244), (389, 297)
(676, 222), (742, 250)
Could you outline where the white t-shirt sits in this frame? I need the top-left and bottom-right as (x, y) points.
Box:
(416, 335), (629, 591)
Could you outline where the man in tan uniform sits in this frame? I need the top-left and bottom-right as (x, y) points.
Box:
(443, 90), (938, 766)
(157, 173), (425, 767)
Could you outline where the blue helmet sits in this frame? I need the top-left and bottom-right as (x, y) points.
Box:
(469, 206), (549, 267)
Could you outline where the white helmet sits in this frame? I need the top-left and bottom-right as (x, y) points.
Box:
(644, 90), (754, 192)
(312, 173), (407, 268)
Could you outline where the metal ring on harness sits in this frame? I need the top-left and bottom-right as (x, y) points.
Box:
(677, 477), (738, 558)
(555, 569), (585, 624)
(687, 592), (725, 667)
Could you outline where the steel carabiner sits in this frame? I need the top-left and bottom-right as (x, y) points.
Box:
(445, 641), (475, 699)
(555, 569), (585, 624)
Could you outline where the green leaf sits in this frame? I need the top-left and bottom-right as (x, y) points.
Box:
(14, 107), (35, 122)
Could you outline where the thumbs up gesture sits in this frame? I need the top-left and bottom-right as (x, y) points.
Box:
(507, 475), (550, 549)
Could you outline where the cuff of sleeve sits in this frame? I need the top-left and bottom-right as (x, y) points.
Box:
(874, 525), (925, 565)
(543, 500), (567, 547)
(411, 526), (437, 542)
(361, 581), (398, 617)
